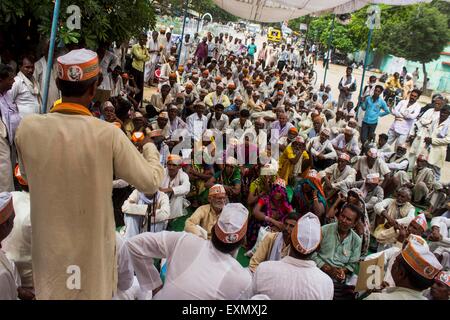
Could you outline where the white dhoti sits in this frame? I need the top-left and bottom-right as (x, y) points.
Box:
(144, 57), (159, 84)
(124, 214), (167, 239)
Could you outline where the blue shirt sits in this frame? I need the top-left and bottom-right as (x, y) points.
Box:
(247, 44), (257, 56)
(362, 96), (390, 125)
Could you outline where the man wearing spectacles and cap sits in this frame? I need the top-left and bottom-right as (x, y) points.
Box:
(185, 184), (228, 240)
(14, 49), (164, 299)
(127, 203), (252, 299)
(204, 83), (231, 109)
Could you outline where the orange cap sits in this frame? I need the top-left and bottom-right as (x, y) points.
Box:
(131, 131), (145, 143)
(57, 49), (99, 82)
(14, 165), (27, 186)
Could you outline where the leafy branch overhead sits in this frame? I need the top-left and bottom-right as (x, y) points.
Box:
(288, 1), (449, 59)
(0, 0), (157, 48)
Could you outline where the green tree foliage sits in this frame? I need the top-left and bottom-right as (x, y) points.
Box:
(162, 0), (238, 23)
(298, 15), (358, 53)
(376, 4), (449, 90)
(287, 0), (449, 60)
(0, 0), (156, 48)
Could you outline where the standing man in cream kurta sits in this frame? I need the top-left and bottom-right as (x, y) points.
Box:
(14, 49), (164, 299)
(424, 104), (450, 181)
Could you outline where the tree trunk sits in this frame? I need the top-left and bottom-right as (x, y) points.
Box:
(422, 62), (427, 93)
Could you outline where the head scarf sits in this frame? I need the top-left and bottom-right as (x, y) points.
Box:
(259, 183), (292, 222)
(293, 176), (326, 215)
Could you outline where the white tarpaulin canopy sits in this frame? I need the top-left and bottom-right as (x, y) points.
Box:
(213, 0), (432, 22)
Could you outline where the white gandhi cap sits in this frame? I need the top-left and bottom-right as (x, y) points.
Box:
(291, 212), (321, 255)
(214, 203), (249, 244)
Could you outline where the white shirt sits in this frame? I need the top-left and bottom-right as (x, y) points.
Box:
(252, 256), (333, 300)
(126, 231), (253, 299)
(121, 189), (171, 224)
(229, 118), (253, 133)
(207, 113), (229, 132)
(354, 156), (391, 181)
(331, 134), (361, 156)
(270, 121), (294, 145)
(308, 137), (337, 160)
(0, 250), (20, 300)
(319, 164), (356, 189)
(187, 113), (208, 141)
(384, 153), (409, 171)
(160, 168), (191, 220)
(390, 100), (421, 135)
(9, 72), (40, 117)
(2, 191), (32, 287)
(98, 51), (118, 91)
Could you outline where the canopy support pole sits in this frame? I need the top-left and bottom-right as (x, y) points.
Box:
(322, 14), (335, 86)
(357, 25), (374, 106)
(41, 0), (61, 113)
(177, 0), (189, 67)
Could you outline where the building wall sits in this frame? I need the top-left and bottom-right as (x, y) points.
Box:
(351, 44), (450, 93)
(378, 44), (450, 93)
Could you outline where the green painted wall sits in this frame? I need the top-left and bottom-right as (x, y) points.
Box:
(378, 44), (450, 93)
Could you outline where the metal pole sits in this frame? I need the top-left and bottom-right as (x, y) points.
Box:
(177, 0), (189, 67)
(357, 26), (374, 104)
(323, 14), (335, 86)
(196, 17), (200, 33)
(41, 0), (61, 114)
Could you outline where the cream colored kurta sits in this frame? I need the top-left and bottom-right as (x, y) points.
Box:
(409, 108), (439, 164)
(428, 117), (450, 169)
(248, 232), (290, 272)
(184, 204), (220, 240)
(15, 112), (164, 299)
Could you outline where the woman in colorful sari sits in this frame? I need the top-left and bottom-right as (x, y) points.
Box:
(292, 170), (326, 223)
(247, 165), (277, 207)
(246, 178), (293, 249)
(236, 134), (260, 202)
